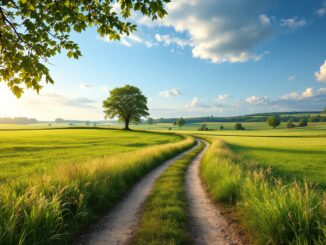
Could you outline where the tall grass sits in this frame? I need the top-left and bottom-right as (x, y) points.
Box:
(0, 136), (195, 245)
(200, 137), (326, 245)
(133, 141), (204, 245)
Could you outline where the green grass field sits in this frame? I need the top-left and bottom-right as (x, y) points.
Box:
(187, 123), (326, 188)
(0, 128), (181, 181)
(0, 128), (193, 244)
(213, 135), (326, 187)
(200, 138), (325, 244)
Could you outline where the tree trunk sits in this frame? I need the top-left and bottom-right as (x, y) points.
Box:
(124, 118), (130, 130)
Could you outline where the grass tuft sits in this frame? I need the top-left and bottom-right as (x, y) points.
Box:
(0, 136), (195, 245)
(133, 141), (204, 245)
(200, 137), (326, 245)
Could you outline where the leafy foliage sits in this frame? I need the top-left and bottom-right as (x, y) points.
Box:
(176, 117), (186, 129)
(147, 117), (154, 125)
(286, 119), (295, 129)
(198, 124), (208, 131)
(267, 115), (281, 128)
(299, 118), (308, 127)
(103, 85), (149, 129)
(0, 0), (169, 97)
(235, 122), (245, 130)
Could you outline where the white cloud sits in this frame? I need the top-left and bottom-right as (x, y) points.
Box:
(315, 1), (326, 17)
(282, 88), (314, 100)
(245, 88), (326, 112)
(155, 34), (192, 48)
(301, 88), (314, 98)
(103, 33), (155, 48)
(159, 88), (182, 98)
(288, 75), (296, 81)
(79, 83), (91, 89)
(140, 0), (272, 63)
(191, 97), (200, 107)
(217, 94), (229, 102)
(281, 17), (306, 29)
(246, 96), (266, 105)
(318, 87), (326, 93)
(315, 60), (326, 82)
(259, 14), (270, 25)
(282, 92), (300, 100)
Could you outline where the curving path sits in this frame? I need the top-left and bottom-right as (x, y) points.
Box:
(185, 140), (242, 245)
(75, 141), (200, 245)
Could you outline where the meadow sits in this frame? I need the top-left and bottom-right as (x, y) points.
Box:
(0, 128), (193, 244)
(0, 121), (325, 244)
(200, 137), (325, 244)
(128, 121), (326, 187)
(0, 128), (181, 180)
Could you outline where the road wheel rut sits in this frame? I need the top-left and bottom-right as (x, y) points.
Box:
(185, 140), (242, 245)
(75, 142), (199, 245)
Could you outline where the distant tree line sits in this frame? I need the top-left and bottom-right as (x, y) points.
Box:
(0, 117), (38, 124)
(153, 111), (326, 124)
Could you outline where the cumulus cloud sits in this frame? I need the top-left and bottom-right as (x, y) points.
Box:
(217, 94), (229, 102)
(288, 75), (296, 81)
(246, 96), (267, 105)
(281, 17), (306, 29)
(315, 60), (326, 82)
(316, 1), (326, 17)
(79, 83), (91, 89)
(282, 88), (315, 100)
(103, 33), (155, 48)
(159, 88), (182, 98)
(186, 96), (237, 111)
(140, 0), (272, 63)
(155, 34), (192, 48)
(259, 14), (271, 25)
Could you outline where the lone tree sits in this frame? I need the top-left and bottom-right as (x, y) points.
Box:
(267, 115), (281, 128)
(176, 118), (186, 129)
(0, 0), (169, 97)
(147, 117), (154, 125)
(103, 85), (149, 130)
(235, 123), (245, 130)
(298, 118), (308, 127)
(287, 119), (295, 129)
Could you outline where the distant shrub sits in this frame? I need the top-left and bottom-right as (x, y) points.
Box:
(235, 123), (245, 130)
(286, 119), (295, 129)
(220, 125), (224, 130)
(299, 118), (308, 127)
(198, 124), (209, 131)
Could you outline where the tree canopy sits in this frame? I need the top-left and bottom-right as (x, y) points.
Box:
(286, 119), (295, 129)
(176, 117), (185, 129)
(0, 0), (169, 97)
(103, 85), (149, 130)
(267, 115), (281, 128)
(234, 122), (245, 130)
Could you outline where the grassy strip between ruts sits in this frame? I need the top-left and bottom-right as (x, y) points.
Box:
(132, 140), (204, 245)
(199, 136), (326, 245)
(0, 135), (195, 245)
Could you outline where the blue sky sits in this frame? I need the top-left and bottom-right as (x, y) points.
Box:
(1, 0), (326, 120)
